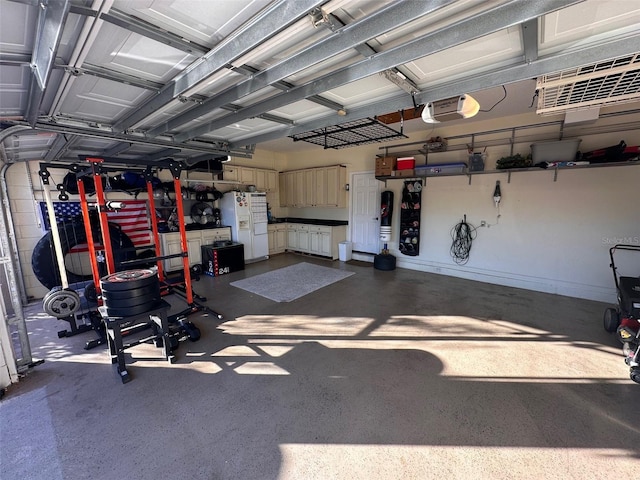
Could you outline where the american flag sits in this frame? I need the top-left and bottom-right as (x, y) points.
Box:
(39, 200), (152, 247)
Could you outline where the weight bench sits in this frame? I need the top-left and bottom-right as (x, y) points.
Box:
(98, 300), (175, 383)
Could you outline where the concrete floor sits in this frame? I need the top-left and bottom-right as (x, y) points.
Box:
(1, 253), (639, 479)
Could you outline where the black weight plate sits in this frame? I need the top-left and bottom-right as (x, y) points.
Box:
(100, 269), (158, 292)
(103, 300), (161, 318)
(102, 292), (161, 309)
(101, 284), (160, 300)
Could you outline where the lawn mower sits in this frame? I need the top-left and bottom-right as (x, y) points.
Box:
(603, 244), (640, 383)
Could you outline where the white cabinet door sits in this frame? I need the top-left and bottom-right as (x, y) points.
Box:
(296, 226), (309, 252)
(201, 227), (231, 245)
(293, 171), (305, 207)
(217, 229), (231, 241)
(325, 166), (340, 207)
(201, 230), (218, 247)
(287, 225), (297, 249)
(309, 226), (332, 256)
(187, 236), (203, 265)
(268, 227), (277, 255)
(279, 173), (287, 206)
(285, 172), (296, 207)
(314, 168), (327, 206)
(240, 166), (256, 185)
(304, 169), (316, 207)
(255, 169), (266, 191)
(276, 227), (287, 252)
(266, 170), (278, 192)
(162, 232), (199, 270)
(309, 231), (321, 255)
(162, 233), (184, 271)
(318, 232), (331, 256)
(223, 165), (239, 182)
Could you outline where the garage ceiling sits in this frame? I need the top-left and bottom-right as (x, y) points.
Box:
(1, 0), (640, 166)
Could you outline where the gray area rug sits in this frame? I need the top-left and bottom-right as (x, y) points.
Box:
(230, 262), (355, 302)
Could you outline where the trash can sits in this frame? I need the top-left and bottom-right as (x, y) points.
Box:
(338, 241), (352, 262)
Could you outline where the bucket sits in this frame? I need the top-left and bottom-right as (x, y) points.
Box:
(338, 241), (352, 262)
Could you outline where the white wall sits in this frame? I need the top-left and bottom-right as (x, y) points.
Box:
(270, 109), (640, 303)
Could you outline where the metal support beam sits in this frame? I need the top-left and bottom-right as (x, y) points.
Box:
(103, 142), (133, 156)
(25, 0), (70, 126)
(43, 134), (71, 161)
(141, 148), (181, 161)
(521, 18), (539, 64)
(320, 8), (419, 95)
(98, 8), (209, 56)
(147, 0), (450, 137)
(113, 0), (326, 133)
(58, 62), (164, 91)
(2, 120), (252, 158)
(226, 64), (346, 117)
(231, 33), (640, 148)
(177, 0), (581, 142)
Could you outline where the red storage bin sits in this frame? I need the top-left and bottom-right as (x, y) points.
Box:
(396, 157), (415, 170)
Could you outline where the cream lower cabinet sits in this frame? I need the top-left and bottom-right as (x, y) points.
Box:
(308, 226), (332, 257)
(160, 227), (231, 272)
(268, 224), (287, 255)
(284, 223), (346, 259)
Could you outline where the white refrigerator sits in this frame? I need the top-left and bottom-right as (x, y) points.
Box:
(219, 191), (269, 263)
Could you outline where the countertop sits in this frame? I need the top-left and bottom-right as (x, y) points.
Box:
(159, 224), (230, 233)
(268, 217), (348, 227)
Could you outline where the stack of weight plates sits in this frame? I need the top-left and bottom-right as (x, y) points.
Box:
(100, 269), (161, 318)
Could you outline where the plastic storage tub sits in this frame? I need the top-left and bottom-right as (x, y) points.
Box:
(531, 139), (581, 163)
(414, 162), (467, 175)
(396, 157), (416, 170)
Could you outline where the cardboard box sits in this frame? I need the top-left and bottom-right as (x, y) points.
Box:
(391, 169), (415, 178)
(375, 156), (395, 176)
(396, 157), (415, 170)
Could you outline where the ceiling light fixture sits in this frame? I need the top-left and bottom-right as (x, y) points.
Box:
(421, 94), (480, 123)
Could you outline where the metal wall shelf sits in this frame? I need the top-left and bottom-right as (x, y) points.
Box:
(376, 159), (640, 185)
(377, 108), (640, 161)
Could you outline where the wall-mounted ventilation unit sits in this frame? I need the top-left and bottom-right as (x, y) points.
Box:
(536, 53), (640, 115)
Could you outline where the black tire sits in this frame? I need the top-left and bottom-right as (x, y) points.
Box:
(630, 368), (640, 384)
(31, 221), (135, 290)
(374, 253), (396, 271)
(603, 307), (620, 333)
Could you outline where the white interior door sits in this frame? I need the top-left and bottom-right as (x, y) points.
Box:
(350, 172), (381, 254)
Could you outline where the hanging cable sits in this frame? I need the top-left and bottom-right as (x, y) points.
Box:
(480, 85), (507, 113)
(450, 215), (477, 265)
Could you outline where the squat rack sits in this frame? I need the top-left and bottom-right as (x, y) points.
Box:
(38, 155), (222, 324)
